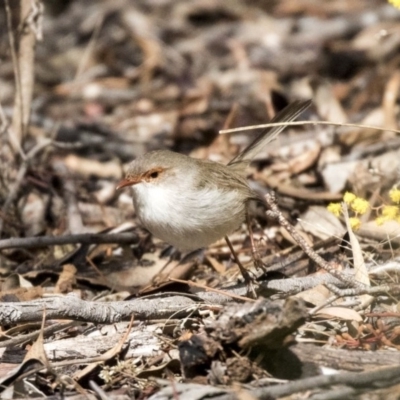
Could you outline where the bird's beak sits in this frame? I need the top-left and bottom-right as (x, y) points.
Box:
(116, 178), (136, 190)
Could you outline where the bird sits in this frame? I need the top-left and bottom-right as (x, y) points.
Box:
(117, 100), (311, 279)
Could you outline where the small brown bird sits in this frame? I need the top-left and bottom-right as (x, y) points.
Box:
(117, 100), (311, 280)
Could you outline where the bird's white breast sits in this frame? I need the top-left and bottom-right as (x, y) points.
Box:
(131, 182), (246, 251)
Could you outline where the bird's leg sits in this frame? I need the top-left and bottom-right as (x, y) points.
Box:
(224, 235), (257, 298)
(246, 212), (265, 271)
(155, 246), (178, 277)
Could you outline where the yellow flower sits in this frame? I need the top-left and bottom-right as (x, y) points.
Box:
(389, 188), (400, 204)
(350, 197), (369, 215)
(343, 192), (356, 204)
(375, 217), (387, 226)
(381, 205), (399, 219)
(388, 0), (400, 8)
(327, 202), (341, 216)
(349, 217), (361, 230)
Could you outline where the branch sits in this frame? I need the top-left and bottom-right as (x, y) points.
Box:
(0, 232), (139, 250)
(209, 365), (400, 400)
(0, 272), (355, 325)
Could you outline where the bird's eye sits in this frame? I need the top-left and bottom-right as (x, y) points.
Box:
(149, 171), (159, 179)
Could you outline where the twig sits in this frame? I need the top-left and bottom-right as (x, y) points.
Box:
(309, 294), (341, 315)
(220, 120), (400, 136)
(4, 0), (24, 154)
(0, 232), (139, 250)
(0, 294), (204, 325)
(75, 14), (104, 79)
(325, 282), (400, 297)
(264, 192), (364, 289)
(309, 282), (400, 314)
(0, 321), (78, 348)
(212, 364), (400, 400)
(5, 0), (40, 153)
(169, 277), (256, 303)
(89, 381), (110, 400)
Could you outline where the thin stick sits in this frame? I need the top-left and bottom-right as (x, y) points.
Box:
(264, 192), (364, 289)
(0, 232), (139, 250)
(75, 14), (103, 79)
(4, 0), (24, 154)
(169, 278), (255, 303)
(220, 120), (400, 135)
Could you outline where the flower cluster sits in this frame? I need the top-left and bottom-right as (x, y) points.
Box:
(389, 187), (400, 204)
(327, 192), (370, 230)
(327, 188), (400, 229)
(375, 188), (400, 225)
(388, 0), (400, 9)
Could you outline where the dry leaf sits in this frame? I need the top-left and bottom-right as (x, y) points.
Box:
(294, 284), (332, 307)
(298, 206), (345, 240)
(55, 264), (77, 294)
(315, 307), (363, 322)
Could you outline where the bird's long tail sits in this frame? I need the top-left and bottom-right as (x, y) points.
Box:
(228, 99), (312, 170)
